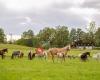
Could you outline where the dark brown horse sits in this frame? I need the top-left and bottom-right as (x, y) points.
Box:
(80, 52), (90, 61)
(0, 48), (8, 59)
(28, 51), (35, 60)
(47, 45), (70, 62)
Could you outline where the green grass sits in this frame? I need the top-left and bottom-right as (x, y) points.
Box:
(0, 44), (100, 80)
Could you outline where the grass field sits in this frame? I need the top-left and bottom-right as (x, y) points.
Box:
(0, 44), (100, 80)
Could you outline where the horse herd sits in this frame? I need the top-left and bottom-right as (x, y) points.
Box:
(0, 45), (100, 62)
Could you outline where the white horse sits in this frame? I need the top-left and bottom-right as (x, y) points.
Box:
(93, 53), (100, 60)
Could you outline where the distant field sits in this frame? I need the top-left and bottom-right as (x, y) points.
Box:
(0, 44), (100, 80)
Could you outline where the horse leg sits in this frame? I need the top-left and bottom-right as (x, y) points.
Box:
(57, 54), (60, 62)
(18, 55), (20, 58)
(2, 54), (4, 59)
(11, 54), (14, 59)
(51, 54), (55, 62)
(30, 54), (32, 60)
(44, 54), (46, 60)
(44, 53), (47, 60)
(3, 55), (5, 59)
(63, 54), (66, 61)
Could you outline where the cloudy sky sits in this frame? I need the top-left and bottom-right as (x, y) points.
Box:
(0, 0), (100, 35)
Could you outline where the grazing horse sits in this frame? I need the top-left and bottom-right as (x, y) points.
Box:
(47, 45), (70, 62)
(93, 53), (100, 60)
(11, 51), (24, 59)
(0, 48), (8, 59)
(28, 51), (36, 60)
(80, 52), (90, 61)
(35, 48), (47, 59)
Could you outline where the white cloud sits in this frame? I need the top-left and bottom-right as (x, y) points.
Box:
(0, 0), (53, 11)
(6, 35), (21, 41)
(0, 0), (85, 11)
(24, 17), (32, 23)
(0, 0), (100, 35)
(68, 7), (100, 22)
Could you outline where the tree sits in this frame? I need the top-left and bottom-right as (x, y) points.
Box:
(87, 21), (96, 46)
(15, 29), (34, 47)
(37, 26), (69, 48)
(95, 28), (100, 46)
(37, 27), (56, 48)
(81, 33), (92, 46)
(69, 28), (77, 44)
(0, 28), (5, 43)
(53, 26), (69, 47)
(21, 29), (34, 39)
(76, 28), (84, 46)
(37, 27), (55, 41)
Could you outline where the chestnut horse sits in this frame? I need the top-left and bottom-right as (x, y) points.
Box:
(0, 48), (8, 59)
(47, 45), (70, 62)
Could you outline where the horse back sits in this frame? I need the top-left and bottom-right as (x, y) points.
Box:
(13, 51), (20, 55)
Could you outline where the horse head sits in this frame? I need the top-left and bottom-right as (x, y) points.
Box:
(86, 52), (90, 57)
(2, 48), (8, 53)
(64, 44), (71, 51)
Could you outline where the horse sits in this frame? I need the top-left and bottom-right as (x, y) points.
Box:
(57, 52), (66, 62)
(11, 51), (24, 59)
(93, 53), (100, 60)
(28, 51), (35, 60)
(80, 52), (90, 61)
(0, 48), (8, 59)
(19, 52), (24, 58)
(35, 48), (47, 60)
(47, 45), (70, 62)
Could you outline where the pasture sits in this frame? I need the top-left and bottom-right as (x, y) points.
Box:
(0, 44), (100, 80)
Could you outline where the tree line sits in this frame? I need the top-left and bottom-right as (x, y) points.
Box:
(0, 21), (100, 48)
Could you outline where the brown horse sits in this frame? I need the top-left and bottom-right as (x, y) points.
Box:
(19, 52), (24, 58)
(0, 48), (8, 59)
(47, 45), (70, 62)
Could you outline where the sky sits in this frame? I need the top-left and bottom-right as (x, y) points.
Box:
(0, 0), (100, 36)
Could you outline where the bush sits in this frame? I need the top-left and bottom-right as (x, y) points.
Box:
(15, 37), (40, 47)
(15, 39), (33, 47)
